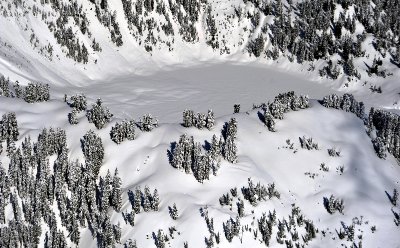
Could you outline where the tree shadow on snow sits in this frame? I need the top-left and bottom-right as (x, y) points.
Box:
(257, 111), (266, 125)
(167, 141), (177, 164)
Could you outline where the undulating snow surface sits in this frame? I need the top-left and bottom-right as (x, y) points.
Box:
(0, 0), (400, 247)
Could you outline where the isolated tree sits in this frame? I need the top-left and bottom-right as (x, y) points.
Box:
(392, 188), (398, 206)
(206, 109), (215, 130)
(234, 104), (240, 114)
(169, 203), (179, 220)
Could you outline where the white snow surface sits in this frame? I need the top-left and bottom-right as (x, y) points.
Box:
(0, 0), (400, 247)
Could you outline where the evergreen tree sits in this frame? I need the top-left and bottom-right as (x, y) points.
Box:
(68, 108), (79, 125)
(81, 130), (104, 175)
(206, 109), (215, 130)
(86, 98), (113, 129)
(392, 188), (398, 206)
(69, 94), (87, 111)
(169, 203), (179, 220)
(112, 169), (122, 212)
(110, 120), (135, 144)
(143, 186), (152, 212)
(0, 112), (19, 144)
(133, 187), (142, 214)
(152, 189), (160, 211)
(183, 109), (194, 127)
(233, 104), (240, 114)
(139, 113), (158, 131)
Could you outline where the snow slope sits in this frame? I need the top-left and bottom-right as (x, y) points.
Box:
(1, 91), (400, 247)
(0, 0), (400, 247)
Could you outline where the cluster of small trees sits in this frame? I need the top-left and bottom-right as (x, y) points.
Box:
(81, 130), (104, 176)
(367, 108), (400, 160)
(94, 0), (123, 46)
(324, 195), (344, 214)
(86, 98), (113, 129)
(0, 75), (50, 103)
(51, 0), (91, 63)
(68, 93), (87, 111)
(110, 120), (136, 144)
(68, 93), (87, 124)
(23, 82), (50, 103)
(241, 179), (280, 206)
(182, 109), (215, 130)
(170, 133), (221, 183)
(328, 147), (341, 157)
(367, 57), (386, 78)
(128, 186), (160, 213)
(138, 113), (158, 132)
(0, 112), (19, 146)
(223, 216), (241, 242)
(169, 116), (239, 182)
(321, 93), (365, 119)
(258, 205), (316, 246)
(299, 136), (319, 150)
(262, 92), (309, 131)
(319, 60), (341, 79)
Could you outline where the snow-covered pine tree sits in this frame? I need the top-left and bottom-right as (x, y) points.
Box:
(139, 113), (158, 131)
(392, 188), (398, 206)
(196, 113), (206, 129)
(0, 112), (19, 144)
(169, 203), (179, 220)
(152, 188), (160, 211)
(143, 186), (152, 212)
(183, 109), (194, 127)
(264, 109), (276, 132)
(133, 187), (142, 214)
(223, 118), (238, 163)
(206, 109), (215, 130)
(234, 104), (240, 114)
(81, 130), (104, 175)
(86, 98), (113, 129)
(112, 168), (122, 212)
(110, 120), (135, 144)
(68, 108), (79, 125)
(69, 94), (87, 111)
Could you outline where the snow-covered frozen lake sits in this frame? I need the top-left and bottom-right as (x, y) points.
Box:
(52, 63), (337, 122)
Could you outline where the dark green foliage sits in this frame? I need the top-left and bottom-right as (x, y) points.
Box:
(69, 94), (87, 111)
(139, 113), (158, 132)
(24, 82), (50, 103)
(182, 109), (215, 130)
(86, 98), (113, 129)
(322, 93), (365, 119)
(169, 203), (179, 220)
(324, 195), (344, 214)
(81, 130), (104, 175)
(0, 112), (19, 144)
(110, 120), (135, 144)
